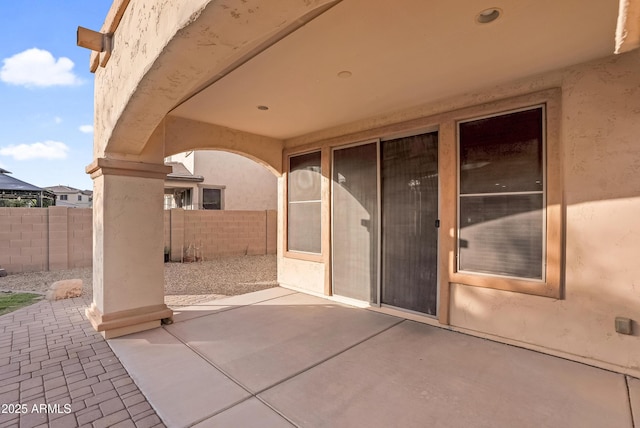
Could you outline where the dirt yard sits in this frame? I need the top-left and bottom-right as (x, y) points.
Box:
(0, 255), (277, 307)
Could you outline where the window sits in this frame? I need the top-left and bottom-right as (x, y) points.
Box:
(458, 106), (545, 280)
(165, 188), (192, 210)
(202, 188), (222, 210)
(77, 195), (82, 201)
(288, 151), (321, 253)
(59, 195), (68, 201)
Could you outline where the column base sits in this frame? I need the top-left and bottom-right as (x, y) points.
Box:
(86, 302), (173, 339)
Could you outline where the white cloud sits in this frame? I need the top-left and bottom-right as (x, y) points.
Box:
(0, 48), (82, 87)
(54, 117), (63, 124)
(79, 124), (93, 134)
(0, 141), (70, 160)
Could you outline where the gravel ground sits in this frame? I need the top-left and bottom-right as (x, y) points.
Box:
(0, 255), (277, 307)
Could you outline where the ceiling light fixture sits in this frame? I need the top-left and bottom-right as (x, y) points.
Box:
(477, 8), (501, 24)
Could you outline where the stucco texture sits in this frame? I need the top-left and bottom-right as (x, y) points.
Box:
(449, 50), (640, 376)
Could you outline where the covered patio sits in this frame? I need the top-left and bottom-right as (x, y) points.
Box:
(79, 0), (640, 387)
(110, 288), (639, 428)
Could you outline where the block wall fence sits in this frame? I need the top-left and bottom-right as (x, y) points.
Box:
(0, 207), (92, 274)
(0, 207), (276, 274)
(165, 209), (277, 262)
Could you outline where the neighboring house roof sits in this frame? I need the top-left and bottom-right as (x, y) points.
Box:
(0, 170), (49, 192)
(165, 162), (204, 182)
(44, 185), (92, 195)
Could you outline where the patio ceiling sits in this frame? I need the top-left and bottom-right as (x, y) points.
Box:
(169, 0), (619, 140)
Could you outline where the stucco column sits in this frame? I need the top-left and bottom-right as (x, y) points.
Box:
(85, 158), (173, 338)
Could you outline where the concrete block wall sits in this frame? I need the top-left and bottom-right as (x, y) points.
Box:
(0, 208), (48, 273)
(163, 210), (170, 251)
(48, 206), (69, 271)
(166, 209), (277, 261)
(68, 209), (92, 268)
(0, 207), (276, 273)
(0, 207), (94, 274)
(266, 210), (277, 255)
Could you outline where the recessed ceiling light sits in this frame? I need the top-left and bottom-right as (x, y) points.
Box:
(257, 105), (269, 111)
(477, 8), (501, 24)
(337, 70), (352, 78)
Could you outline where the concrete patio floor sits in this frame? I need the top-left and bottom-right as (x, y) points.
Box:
(109, 287), (639, 428)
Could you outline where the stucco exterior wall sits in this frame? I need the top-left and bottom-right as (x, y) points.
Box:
(278, 50), (640, 376)
(168, 151), (195, 173)
(93, 0), (338, 160)
(165, 151), (277, 210)
(192, 151), (277, 211)
(448, 50), (640, 375)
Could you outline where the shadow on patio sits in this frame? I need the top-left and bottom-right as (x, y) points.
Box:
(108, 288), (639, 428)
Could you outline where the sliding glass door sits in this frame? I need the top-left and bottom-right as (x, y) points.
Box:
(381, 132), (439, 315)
(332, 142), (379, 303)
(331, 131), (439, 316)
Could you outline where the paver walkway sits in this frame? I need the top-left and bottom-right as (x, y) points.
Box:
(0, 296), (164, 428)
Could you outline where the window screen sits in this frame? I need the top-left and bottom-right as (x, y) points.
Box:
(332, 143), (378, 302)
(458, 107), (544, 280)
(203, 188), (221, 210)
(288, 152), (321, 253)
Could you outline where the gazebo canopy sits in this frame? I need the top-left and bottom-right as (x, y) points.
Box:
(0, 169), (55, 207)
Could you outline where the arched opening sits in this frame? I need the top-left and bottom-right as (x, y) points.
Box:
(161, 149), (279, 308)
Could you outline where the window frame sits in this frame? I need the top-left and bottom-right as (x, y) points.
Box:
(450, 94), (563, 299)
(456, 104), (546, 282)
(284, 149), (324, 262)
(201, 186), (223, 210)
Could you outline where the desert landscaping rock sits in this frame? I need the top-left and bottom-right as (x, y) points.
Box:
(45, 279), (83, 301)
(0, 254), (277, 307)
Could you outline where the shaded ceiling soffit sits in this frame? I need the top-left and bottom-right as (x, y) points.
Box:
(170, 0), (343, 112)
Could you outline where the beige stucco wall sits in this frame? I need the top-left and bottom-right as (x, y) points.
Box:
(193, 151), (277, 211)
(93, 0), (338, 160)
(94, 174), (166, 314)
(279, 50), (640, 376)
(167, 151), (195, 174)
(165, 151), (277, 210)
(448, 50), (640, 375)
(90, 0), (639, 370)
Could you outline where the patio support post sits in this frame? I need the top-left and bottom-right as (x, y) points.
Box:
(85, 158), (173, 338)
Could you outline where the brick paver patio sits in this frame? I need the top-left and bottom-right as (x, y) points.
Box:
(0, 297), (165, 428)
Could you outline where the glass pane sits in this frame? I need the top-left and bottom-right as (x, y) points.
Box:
(460, 107), (543, 194)
(381, 132), (438, 315)
(332, 143), (378, 303)
(289, 152), (321, 202)
(288, 201), (321, 253)
(203, 188), (221, 210)
(459, 194), (543, 279)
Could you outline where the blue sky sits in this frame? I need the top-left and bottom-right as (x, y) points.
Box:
(0, 1), (112, 190)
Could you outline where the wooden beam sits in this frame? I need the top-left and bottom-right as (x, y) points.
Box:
(77, 26), (104, 52)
